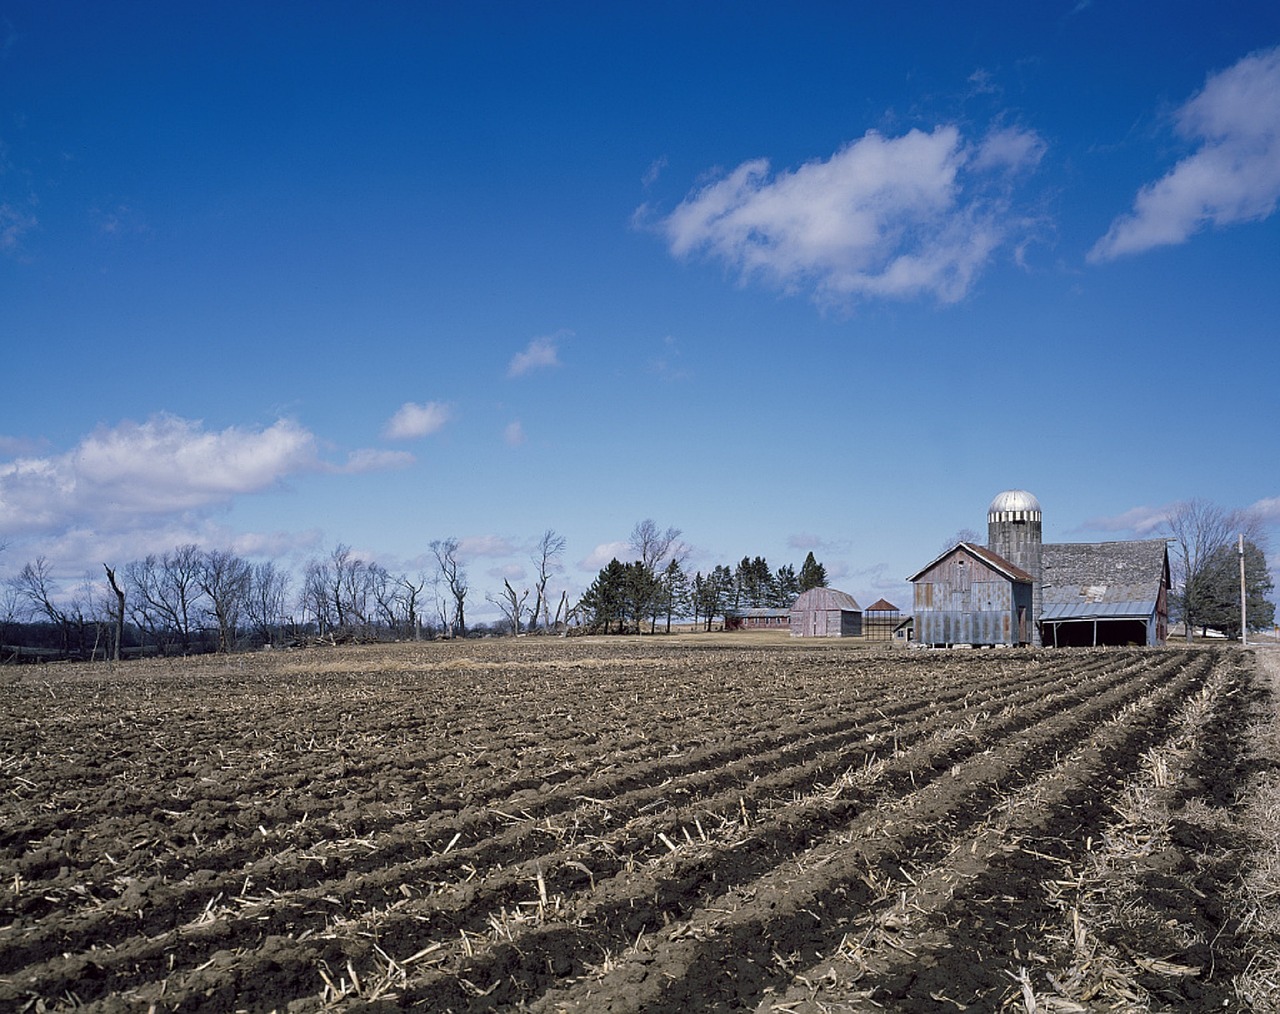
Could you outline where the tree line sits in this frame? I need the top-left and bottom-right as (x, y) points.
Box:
(0, 520), (824, 660)
(574, 519), (828, 635)
(0, 530), (574, 661)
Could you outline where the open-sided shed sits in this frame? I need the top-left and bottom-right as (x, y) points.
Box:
(789, 588), (863, 637)
(1040, 540), (1170, 646)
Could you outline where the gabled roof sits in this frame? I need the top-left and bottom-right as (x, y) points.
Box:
(1041, 539), (1169, 620)
(907, 542), (1033, 584)
(791, 587), (862, 612)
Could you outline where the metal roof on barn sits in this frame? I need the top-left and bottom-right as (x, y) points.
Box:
(1041, 540), (1169, 621)
(791, 587), (862, 612)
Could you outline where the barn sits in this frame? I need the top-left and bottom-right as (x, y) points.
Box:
(1041, 540), (1171, 647)
(724, 608), (791, 631)
(907, 543), (1034, 647)
(909, 490), (1171, 648)
(789, 588), (863, 638)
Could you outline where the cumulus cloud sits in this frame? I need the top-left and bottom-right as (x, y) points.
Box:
(650, 123), (1044, 306)
(460, 535), (519, 558)
(1090, 46), (1280, 262)
(0, 414), (321, 536)
(507, 335), (562, 378)
(383, 401), (452, 440)
(580, 541), (630, 571)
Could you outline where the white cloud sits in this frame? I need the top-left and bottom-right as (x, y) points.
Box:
(0, 413), (417, 547)
(460, 534), (518, 558)
(1247, 496), (1280, 525)
(1090, 46), (1280, 262)
(652, 123), (1044, 306)
(337, 448), (415, 473)
(0, 415), (321, 536)
(579, 541), (631, 571)
(1077, 504), (1170, 536)
(507, 335), (562, 378)
(383, 401), (452, 440)
(503, 421), (526, 447)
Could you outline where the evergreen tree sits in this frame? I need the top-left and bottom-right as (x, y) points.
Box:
(773, 564), (800, 606)
(696, 565), (734, 630)
(626, 560), (662, 633)
(735, 556), (775, 609)
(798, 551), (827, 592)
(578, 558), (628, 633)
(660, 559), (690, 633)
(1188, 539), (1275, 637)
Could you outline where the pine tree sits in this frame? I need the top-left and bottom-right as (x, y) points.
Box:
(798, 551), (827, 592)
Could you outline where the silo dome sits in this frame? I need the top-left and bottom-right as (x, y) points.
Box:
(988, 489), (1041, 518)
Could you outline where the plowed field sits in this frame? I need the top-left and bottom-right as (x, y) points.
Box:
(1, 640), (1273, 1012)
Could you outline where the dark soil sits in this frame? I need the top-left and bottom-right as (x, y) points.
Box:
(0, 640), (1261, 1012)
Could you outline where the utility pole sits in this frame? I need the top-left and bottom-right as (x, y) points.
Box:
(1239, 533), (1248, 647)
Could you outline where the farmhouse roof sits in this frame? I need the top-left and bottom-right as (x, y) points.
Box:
(906, 543), (1034, 584)
(1040, 539), (1169, 621)
(791, 587), (862, 612)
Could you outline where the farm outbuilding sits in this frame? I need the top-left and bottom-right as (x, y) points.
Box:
(863, 598), (901, 640)
(1041, 540), (1170, 647)
(909, 490), (1171, 648)
(908, 543), (1034, 647)
(724, 608), (791, 631)
(789, 588), (863, 638)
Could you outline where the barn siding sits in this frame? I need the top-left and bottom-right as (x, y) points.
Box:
(911, 546), (1031, 646)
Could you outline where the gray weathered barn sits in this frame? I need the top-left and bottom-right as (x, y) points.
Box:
(909, 490), (1171, 648)
(907, 543), (1034, 646)
(789, 587), (863, 638)
(1041, 540), (1170, 647)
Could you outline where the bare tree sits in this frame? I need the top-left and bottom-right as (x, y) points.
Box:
(125, 545), (205, 653)
(327, 544), (369, 632)
(199, 549), (251, 653)
(430, 538), (468, 637)
(367, 563), (400, 635)
(530, 529), (566, 632)
(488, 578), (530, 635)
(300, 558), (334, 636)
(1165, 499), (1234, 640)
(399, 573), (427, 640)
(104, 564), (125, 662)
(16, 557), (71, 652)
(629, 518), (685, 573)
(246, 560), (291, 646)
(941, 528), (984, 554)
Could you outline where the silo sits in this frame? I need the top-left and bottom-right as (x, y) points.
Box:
(987, 489), (1043, 646)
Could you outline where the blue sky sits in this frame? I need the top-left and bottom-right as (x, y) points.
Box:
(3, 2), (1279, 621)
